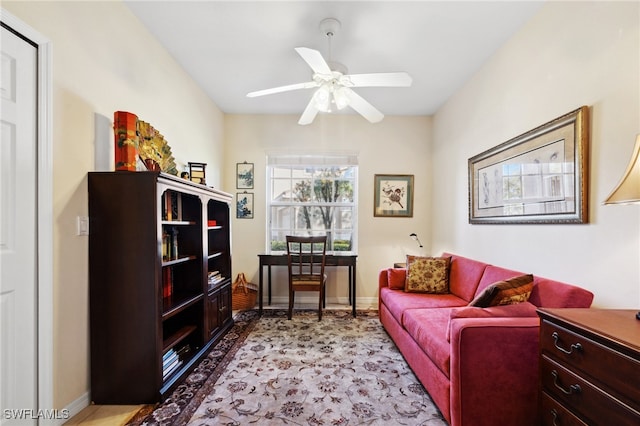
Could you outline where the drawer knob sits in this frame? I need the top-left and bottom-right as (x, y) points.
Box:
(551, 370), (582, 395)
(552, 331), (583, 355)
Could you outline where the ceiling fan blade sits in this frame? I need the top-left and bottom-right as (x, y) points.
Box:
(247, 81), (317, 98)
(347, 72), (413, 87)
(344, 88), (384, 123)
(295, 47), (332, 75)
(298, 98), (320, 125)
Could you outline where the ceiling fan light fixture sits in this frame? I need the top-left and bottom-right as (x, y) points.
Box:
(333, 86), (351, 110)
(313, 85), (332, 112)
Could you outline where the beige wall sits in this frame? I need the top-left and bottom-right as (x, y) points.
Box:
(432, 1), (640, 308)
(224, 114), (432, 305)
(3, 0), (225, 410)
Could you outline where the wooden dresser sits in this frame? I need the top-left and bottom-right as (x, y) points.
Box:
(537, 308), (640, 425)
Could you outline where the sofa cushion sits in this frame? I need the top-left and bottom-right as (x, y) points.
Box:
(380, 287), (467, 325)
(446, 301), (539, 341)
(403, 308), (453, 377)
(387, 268), (406, 290)
(474, 265), (528, 297)
(528, 276), (594, 308)
(405, 255), (451, 293)
(469, 274), (534, 307)
(443, 253), (489, 302)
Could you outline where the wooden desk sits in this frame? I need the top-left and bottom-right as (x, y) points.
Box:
(258, 252), (358, 317)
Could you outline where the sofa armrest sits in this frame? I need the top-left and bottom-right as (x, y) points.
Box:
(449, 317), (541, 426)
(446, 302), (538, 341)
(379, 269), (390, 290)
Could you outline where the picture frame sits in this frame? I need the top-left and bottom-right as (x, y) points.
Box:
(374, 174), (414, 217)
(468, 106), (589, 224)
(236, 192), (254, 219)
(236, 162), (254, 189)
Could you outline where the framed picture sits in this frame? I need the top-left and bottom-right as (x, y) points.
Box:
(236, 162), (254, 189)
(236, 192), (254, 219)
(374, 174), (414, 217)
(468, 106), (589, 224)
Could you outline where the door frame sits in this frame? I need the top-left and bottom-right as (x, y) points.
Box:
(0, 8), (54, 416)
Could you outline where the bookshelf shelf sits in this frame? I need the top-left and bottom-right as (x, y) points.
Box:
(207, 251), (223, 260)
(162, 293), (203, 319)
(162, 324), (197, 353)
(161, 255), (197, 267)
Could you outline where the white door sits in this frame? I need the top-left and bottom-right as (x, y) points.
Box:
(0, 25), (38, 425)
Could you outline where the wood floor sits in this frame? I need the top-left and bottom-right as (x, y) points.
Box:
(64, 405), (143, 425)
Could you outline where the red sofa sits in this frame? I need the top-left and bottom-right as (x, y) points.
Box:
(378, 253), (594, 426)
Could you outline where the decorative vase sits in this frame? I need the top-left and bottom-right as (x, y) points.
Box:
(113, 111), (138, 171)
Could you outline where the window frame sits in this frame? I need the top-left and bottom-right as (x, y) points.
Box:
(266, 155), (358, 254)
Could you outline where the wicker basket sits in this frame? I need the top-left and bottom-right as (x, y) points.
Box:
(231, 272), (258, 311)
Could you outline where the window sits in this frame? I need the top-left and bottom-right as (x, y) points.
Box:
(267, 153), (357, 252)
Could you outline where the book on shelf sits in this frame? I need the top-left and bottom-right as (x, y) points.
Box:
(207, 271), (225, 290)
(163, 191), (182, 221)
(162, 358), (182, 380)
(162, 268), (173, 298)
(162, 227), (180, 261)
(162, 348), (182, 379)
(174, 193), (182, 221)
(164, 191), (172, 221)
(163, 348), (175, 359)
(162, 348), (177, 363)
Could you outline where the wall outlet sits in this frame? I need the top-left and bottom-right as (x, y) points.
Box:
(77, 216), (89, 236)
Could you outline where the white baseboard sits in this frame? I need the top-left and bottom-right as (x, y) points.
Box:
(54, 391), (90, 425)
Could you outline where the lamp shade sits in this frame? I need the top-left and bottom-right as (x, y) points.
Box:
(604, 134), (640, 205)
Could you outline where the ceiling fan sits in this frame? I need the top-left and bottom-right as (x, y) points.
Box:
(246, 18), (412, 125)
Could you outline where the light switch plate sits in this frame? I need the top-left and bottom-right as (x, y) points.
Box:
(77, 216), (89, 236)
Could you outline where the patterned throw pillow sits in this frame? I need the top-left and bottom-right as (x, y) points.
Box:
(469, 274), (534, 307)
(404, 256), (451, 294)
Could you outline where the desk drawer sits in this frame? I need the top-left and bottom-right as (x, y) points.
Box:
(540, 319), (640, 410)
(541, 356), (639, 425)
(540, 392), (588, 426)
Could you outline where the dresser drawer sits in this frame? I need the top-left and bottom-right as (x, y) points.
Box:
(540, 319), (640, 410)
(540, 392), (588, 426)
(541, 355), (640, 425)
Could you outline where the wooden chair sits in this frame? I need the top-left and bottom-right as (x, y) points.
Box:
(286, 235), (327, 320)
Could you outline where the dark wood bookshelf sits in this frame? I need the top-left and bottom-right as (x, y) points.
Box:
(89, 171), (233, 404)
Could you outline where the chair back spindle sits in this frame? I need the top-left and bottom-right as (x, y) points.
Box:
(286, 235), (327, 320)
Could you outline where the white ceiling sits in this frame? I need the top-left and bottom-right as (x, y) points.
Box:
(124, 1), (544, 118)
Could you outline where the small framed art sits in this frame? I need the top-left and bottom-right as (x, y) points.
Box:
(236, 192), (254, 219)
(236, 162), (254, 189)
(374, 174), (414, 217)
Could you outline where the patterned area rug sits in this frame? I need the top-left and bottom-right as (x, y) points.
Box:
(130, 310), (446, 425)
